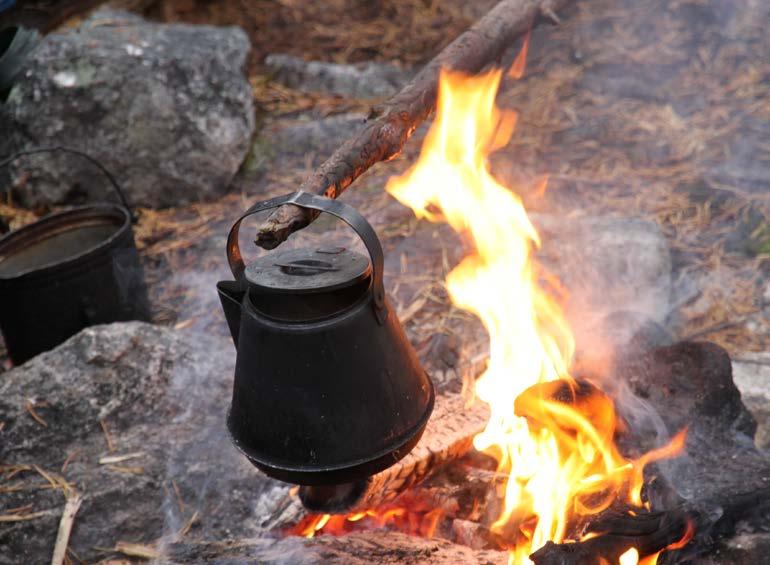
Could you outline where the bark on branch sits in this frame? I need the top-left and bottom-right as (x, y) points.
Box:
(254, 0), (571, 249)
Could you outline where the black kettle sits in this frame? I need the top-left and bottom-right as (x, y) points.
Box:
(217, 191), (434, 486)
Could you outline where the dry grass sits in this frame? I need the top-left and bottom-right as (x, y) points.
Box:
(141, 0), (493, 72)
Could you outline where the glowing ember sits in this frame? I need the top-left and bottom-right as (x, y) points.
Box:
(383, 45), (687, 563)
(612, 547), (664, 565)
(292, 506), (442, 539)
(619, 548), (640, 565)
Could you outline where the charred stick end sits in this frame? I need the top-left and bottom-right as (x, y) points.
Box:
(254, 204), (317, 250)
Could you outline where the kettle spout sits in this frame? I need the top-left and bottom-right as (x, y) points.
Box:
(217, 281), (245, 346)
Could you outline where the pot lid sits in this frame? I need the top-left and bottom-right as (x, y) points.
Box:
(245, 246), (371, 294)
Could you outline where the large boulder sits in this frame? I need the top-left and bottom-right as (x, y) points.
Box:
(0, 322), (273, 565)
(1, 9), (255, 208)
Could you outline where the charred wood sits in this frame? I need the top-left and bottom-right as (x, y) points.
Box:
(529, 508), (696, 565)
(254, 0), (572, 250)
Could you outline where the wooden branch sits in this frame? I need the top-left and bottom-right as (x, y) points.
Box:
(254, 0), (571, 250)
(299, 393), (489, 513)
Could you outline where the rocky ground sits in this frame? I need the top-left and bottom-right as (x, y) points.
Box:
(2, 0), (770, 562)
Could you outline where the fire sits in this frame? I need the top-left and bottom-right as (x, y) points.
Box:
(384, 49), (687, 563)
(292, 506), (443, 539)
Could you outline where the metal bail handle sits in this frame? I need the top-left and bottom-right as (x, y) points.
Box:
(0, 146), (136, 223)
(226, 191), (387, 320)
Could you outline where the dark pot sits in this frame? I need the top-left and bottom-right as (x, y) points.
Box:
(218, 191), (434, 485)
(0, 203), (150, 364)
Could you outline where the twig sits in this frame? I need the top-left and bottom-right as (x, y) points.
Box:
(98, 452), (145, 465)
(99, 418), (115, 452)
(177, 510), (200, 539)
(172, 480), (186, 515)
(50, 493), (83, 565)
(0, 510), (51, 522)
(114, 541), (160, 559)
(25, 399), (49, 427)
(61, 450), (82, 473)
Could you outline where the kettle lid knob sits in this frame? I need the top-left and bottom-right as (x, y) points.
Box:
(244, 246), (371, 295)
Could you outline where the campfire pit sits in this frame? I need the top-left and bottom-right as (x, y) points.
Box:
(205, 2), (770, 561)
(173, 338), (770, 564)
(2, 0), (770, 563)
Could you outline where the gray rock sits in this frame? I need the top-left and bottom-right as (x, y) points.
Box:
(0, 321), (274, 565)
(732, 353), (770, 450)
(265, 53), (410, 99)
(1, 9), (255, 208)
(254, 112), (365, 170)
(712, 533), (770, 564)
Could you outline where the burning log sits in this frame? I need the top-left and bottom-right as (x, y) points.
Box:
(529, 508), (696, 565)
(299, 392), (489, 513)
(254, 0), (571, 250)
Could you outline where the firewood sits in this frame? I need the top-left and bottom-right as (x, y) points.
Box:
(254, 0), (572, 250)
(299, 392), (489, 513)
(529, 508), (696, 565)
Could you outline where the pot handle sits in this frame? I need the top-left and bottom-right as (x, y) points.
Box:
(0, 146), (135, 222)
(226, 191), (387, 321)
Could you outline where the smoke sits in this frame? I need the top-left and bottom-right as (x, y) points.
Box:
(153, 267), (279, 556)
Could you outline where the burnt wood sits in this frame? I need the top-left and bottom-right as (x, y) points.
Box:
(254, 0), (572, 250)
(530, 341), (770, 563)
(530, 508), (695, 564)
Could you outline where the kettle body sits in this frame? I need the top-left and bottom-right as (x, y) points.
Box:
(218, 192), (434, 485)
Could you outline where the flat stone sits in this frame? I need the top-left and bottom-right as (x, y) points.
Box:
(0, 321), (272, 565)
(712, 533), (770, 564)
(1, 9), (255, 208)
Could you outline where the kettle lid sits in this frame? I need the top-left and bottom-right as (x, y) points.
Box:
(245, 246), (371, 295)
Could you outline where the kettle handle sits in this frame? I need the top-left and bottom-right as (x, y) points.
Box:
(226, 191), (387, 319)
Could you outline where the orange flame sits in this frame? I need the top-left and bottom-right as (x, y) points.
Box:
(508, 31), (531, 80)
(384, 48), (687, 562)
(293, 506), (443, 539)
